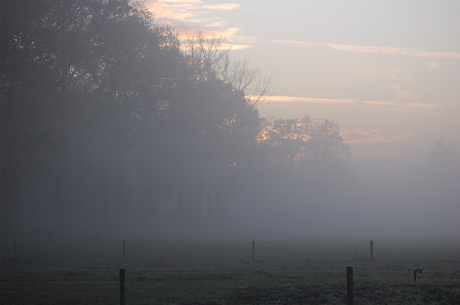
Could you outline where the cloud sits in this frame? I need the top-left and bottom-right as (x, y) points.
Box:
(342, 130), (413, 144)
(260, 95), (357, 105)
(205, 21), (227, 27)
(272, 39), (460, 59)
(404, 102), (442, 108)
(159, 0), (201, 3)
(363, 100), (442, 109)
(146, 1), (249, 50)
(177, 27), (237, 40)
(380, 67), (416, 87)
(258, 94), (442, 113)
(385, 84), (414, 101)
(146, 1), (240, 26)
(146, 2), (198, 21)
(178, 42), (251, 51)
(363, 100), (401, 106)
(428, 61), (440, 68)
(176, 27), (252, 50)
(202, 3), (240, 10)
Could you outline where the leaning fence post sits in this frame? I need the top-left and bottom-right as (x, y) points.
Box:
(120, 268), (126, 305)
(346, 266), (353, 305)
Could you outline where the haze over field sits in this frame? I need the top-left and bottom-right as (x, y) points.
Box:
(1, 0), (459, 242)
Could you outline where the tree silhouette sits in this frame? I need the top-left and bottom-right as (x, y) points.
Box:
(0, 0), (355, 239)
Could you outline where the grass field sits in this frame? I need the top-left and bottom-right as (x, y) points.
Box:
(1, 239), (459, 304)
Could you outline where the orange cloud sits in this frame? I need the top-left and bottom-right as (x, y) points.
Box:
(177, 28), (251, 50)
(146, 1), (249, 50)
(202, 3), (240, 10)
(178, 42), (251, 51)
(146, 0), (240, 25)
(260, 95), (356, 105)
(205, 21), (227, 27)
(175, 27), (242, 40)
(159, 0), (201, 3)
(146, 2), (198, 21)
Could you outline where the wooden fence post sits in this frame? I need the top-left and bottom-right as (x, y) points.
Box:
(346, 266), (353, 305)
(120, 268), (126, 305)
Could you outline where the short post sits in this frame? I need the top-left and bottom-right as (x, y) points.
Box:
(120, 268), (126, 305)
(370, 240), (373, 260)
(252, 241), (255, 261)
(13, 241), (17, 260)
(122, 240), (126, 261)
(413, 269), (417, 282)
(346, 266), (353, 305)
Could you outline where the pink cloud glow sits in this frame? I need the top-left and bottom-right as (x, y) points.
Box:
(272, 39), (460, 59)
(261, 95), (357, 105)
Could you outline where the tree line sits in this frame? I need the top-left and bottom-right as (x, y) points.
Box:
(0, 0), (351, 238)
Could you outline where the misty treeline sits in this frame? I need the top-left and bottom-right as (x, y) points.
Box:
(1, 1), (459, 240)
(0, 0), (349, 238)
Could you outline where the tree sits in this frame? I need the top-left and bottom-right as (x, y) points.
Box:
(252, 115), (351, 210)
(0, 0), (183, 236)
(182, 30), (271, 107)
(132, 31), (265, 225)
(259, 115), (350, 175)
(423, 139), (460, 173)
(409, 139), (460, 237)
(0, 0), (78, 234)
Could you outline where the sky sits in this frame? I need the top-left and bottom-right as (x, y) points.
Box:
(145, 0), (460, 161)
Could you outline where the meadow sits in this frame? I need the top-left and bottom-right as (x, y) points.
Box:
(1, 238), (459, 304)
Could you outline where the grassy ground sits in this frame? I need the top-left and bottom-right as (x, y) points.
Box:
(0, 239), (459, 304)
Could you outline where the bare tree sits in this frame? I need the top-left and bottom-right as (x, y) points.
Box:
(182, 30), (271, 107)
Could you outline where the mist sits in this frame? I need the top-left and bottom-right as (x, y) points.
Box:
(1, 0), (459, 244)
(223, 149), (459, 242)
(6, 139), (459, 243)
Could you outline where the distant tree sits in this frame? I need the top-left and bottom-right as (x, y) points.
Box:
(416, 139), (460, 192)
(251, 115), (352, 212)
(259, 115), (350, 175)
(410, 139), (460, 234)
(423, 139), (460, 173)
